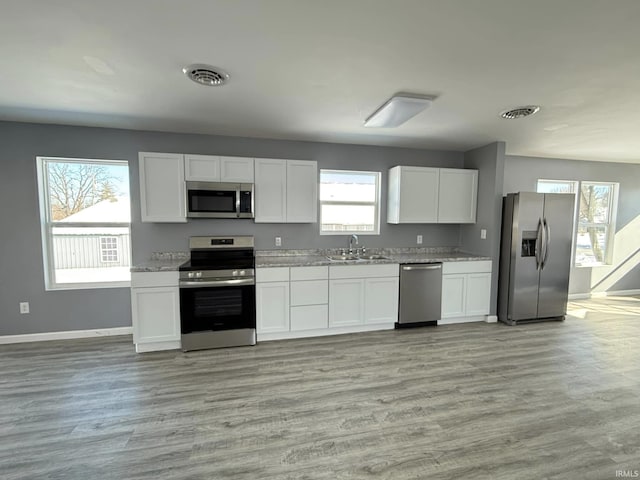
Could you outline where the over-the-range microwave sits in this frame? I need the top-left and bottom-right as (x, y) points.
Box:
(186, 181), (254, 219)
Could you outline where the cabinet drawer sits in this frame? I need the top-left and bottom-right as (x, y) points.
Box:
(329, 264), (399, 279)
(290, 280), (328, 306)
(290, 266), (328, 281)
(290, 305), (328, 331)
(131, 271), (179, 288)
(256, 267), (289, 282)
(442, 260), (492, 275)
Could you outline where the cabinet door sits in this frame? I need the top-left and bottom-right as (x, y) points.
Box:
(465, 272), (491, 316)
(438, 169), (478, 223)
(398, 167), (439, 223)
(329, 279), (365, 327)
(184, 154), (220, 182)
(364, 277), (399, 324)
(254, 158), (287, 223)
(286, 160), (318, 223)
(290, 305), (328, 331)
(256, 282), (290, 333)
(220, 156), (254, 183)
(290, 279), (328, 306)
(139, 152), (187, 223)
(132, 286), (180, 343)
(441, 274), (466, 318)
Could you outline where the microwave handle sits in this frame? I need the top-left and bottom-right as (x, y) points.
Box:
(235, 186), (241, 218)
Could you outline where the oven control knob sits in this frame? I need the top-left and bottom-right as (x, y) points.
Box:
(196, 272), (202, 278)
(188, 272), (195, 278)
(239, 270), (246, 276)
(232, 270), (239, 276)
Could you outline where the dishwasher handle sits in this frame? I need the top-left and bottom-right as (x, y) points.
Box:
(401, 264), (442, 271)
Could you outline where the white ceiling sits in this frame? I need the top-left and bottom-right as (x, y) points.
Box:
(2, 0), (640, 163)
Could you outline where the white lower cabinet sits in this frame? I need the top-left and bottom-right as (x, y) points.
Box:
(256, 282), (290, 333)
(290, 305), (328, 331)
(441, 261), (492, 323)
(365, 277), (400, 324)
(257, 264), (398, 340)
(329, 278), (365, 327)
(131, 272), (181, 353)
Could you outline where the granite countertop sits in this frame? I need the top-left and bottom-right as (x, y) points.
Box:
(131, 248), (492, 272)
(130, 252), (189, 273)
(255, 248), (491, 268)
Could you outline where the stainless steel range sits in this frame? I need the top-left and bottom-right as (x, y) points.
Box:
(179, 236), (256, 351)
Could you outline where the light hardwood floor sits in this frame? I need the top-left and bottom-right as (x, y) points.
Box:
(2, 297), (640, 479)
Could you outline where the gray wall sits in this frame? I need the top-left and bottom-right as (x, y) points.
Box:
(0, 120), (465, 336)
(460, 142), (506, 315)
(503, 155), (640, 295)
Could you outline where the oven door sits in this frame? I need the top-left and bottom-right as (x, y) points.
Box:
(180, 279), (256, 334)
(186, 182), (239, 218)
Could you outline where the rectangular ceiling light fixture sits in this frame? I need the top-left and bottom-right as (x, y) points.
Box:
(364, 94), (435, 128)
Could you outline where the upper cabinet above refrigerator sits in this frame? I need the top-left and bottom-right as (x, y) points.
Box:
(387, 166), (478, 224)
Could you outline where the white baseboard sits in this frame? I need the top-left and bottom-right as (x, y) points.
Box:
(568, 293), (591, 300)
(569, 289), (640, 300)
(438, 315), (486, 325)
(0, 327), (132, 345)
(135, 340), (180, 353)
(485, 315), (498, 323)
(258, 323), (395, 342)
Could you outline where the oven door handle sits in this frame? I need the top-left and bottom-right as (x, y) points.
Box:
(179, 278), (255, 288)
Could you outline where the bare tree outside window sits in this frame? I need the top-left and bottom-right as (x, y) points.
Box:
(46, 162), (119, 221)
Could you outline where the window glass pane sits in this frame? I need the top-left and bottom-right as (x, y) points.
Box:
(321, 204), (376, 232)
(50, 226), (131, 284)
(575, 225), (608, 266)
(536, 179), (576, 194)
(46, 160), (130, 223)
(320, 170), (377, 202)
(579, 183), (611, 224)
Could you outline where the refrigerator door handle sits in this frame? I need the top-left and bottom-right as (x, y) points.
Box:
(535, 218), (544, 270)
(542, 218), (551, 269)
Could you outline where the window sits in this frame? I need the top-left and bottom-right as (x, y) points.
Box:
(319, 169), (381, 235)
(100, 237), (120, 263)
(37, 157), (131, 290)
(536, 179), (618, 267)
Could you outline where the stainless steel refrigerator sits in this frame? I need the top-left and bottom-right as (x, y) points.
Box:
(498, 192), (575, 325)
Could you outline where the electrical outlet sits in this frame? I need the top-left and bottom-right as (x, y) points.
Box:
(19, 302), (30, 314)
(417, 235), (423, 245)
(480, 229), (487, 240)
(275, 236), (282, 247)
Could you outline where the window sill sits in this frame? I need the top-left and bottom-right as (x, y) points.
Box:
(45, 281), (131, 291)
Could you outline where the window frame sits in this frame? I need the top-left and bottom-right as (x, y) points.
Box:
(36, 156), (131, 290)
(536, 178), (618, 268)
(100, 236), (120, 263)
(319, 169), (381, 236)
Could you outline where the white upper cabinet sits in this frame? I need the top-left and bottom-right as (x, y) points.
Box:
(387, 165), (478, 224)
(184, 154), (221, 182)
(220, 156), (254, 182)
(438, 168), (478, 223)
(185, 155), (254, 182)
(286, 160), (318, 223)
(255, 158), (318, 223)
(388, 166), (439, 223)
(139, 152), (187, 223)
(255, 158), (288, 223)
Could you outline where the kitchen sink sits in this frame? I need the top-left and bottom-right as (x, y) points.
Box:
(326, 254), (360, 261)
(325, 254), (389, 261)
(358, 254), (388, 260)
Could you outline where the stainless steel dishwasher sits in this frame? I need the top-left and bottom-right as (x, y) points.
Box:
(396, 263), (442, 328)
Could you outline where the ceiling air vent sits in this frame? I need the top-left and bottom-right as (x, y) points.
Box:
(500, 106), (540, 119)
(183, 64), (229, 86)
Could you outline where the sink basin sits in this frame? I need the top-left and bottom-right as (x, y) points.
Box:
(325, 254), (389, 261)
(358, 254), (388, 260)
(326, 254), (360, 261)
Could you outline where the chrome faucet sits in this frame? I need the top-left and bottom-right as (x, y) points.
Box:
(349, 234), (359, 253)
